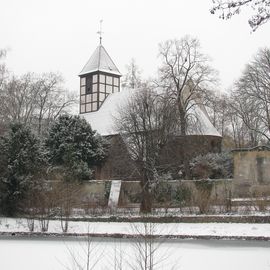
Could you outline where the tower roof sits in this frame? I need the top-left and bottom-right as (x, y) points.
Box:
(79, 44), (121, 76)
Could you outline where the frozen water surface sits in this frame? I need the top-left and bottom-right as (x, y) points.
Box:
(0, 237), (269, 270)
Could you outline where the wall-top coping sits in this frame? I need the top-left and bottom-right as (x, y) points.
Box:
(231, 145), (270, 153)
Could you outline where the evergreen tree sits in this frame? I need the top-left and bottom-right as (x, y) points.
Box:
(46, 115), (108, 181)
(0, 123), (46, 216)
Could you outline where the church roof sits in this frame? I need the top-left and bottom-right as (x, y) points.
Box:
(82, 88), (221, 137)
(79, 44), (121, 76)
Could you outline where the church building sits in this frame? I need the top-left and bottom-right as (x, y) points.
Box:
(79, 40), (222, 180)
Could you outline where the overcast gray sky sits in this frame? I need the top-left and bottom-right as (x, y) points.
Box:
(1, 0), (269, 94)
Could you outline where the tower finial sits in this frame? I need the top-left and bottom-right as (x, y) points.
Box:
(97, 19), (103, 45)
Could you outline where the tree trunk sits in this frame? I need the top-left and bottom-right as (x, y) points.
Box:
(179, 105), (191, 179)
(140, 168), (152, 213)
(182, 143), (191, 179)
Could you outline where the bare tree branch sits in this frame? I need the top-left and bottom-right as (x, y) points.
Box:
(210, 0), (270, 31)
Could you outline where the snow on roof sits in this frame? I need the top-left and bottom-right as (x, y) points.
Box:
(187, 100), (221, 137)
(82, 89), (131, 136)
(79, 44), (121, 76)
(82, 88), (221, 137)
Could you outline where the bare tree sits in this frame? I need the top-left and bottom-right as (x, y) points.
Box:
(57, 181), (81, 233)
(0, 49), (9, 133)
(64, 223), (178, 270)
(158, 36), (216, 178)
(230, 91), (263, 146)
(230, 47), (270, 144)
(204, 81), (264, 148)
(35, 181), (61, 232)
(0, 49), (8, 90)
(64, 225), (104, 270)
(0, 73), (38, 125)
(210, 0), (270, 31)
(122, 58), (143, 89)
(0, 71), (76, 135)
(129, 223), (178, 270)
(130, 223), (160, 270)
(116, 86), (177, 213)
(228, 109), (252, 147)
(34, 72), (77, 135)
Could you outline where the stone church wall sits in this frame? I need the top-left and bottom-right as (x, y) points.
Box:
(159, 135), (221, 174)
(95, 135), (141, 180)
(95, 134), (222, 180)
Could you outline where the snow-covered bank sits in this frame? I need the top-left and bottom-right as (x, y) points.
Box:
(1, 218), (270, 239)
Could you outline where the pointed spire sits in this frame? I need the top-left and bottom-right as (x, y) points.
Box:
(79, 21), (121, 76)
(79, 44), (121, 76)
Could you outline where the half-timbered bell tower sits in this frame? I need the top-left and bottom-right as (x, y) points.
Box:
(79, 41), (121, 114)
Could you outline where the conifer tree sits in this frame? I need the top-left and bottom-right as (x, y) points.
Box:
(46, 115), (108, 181)
(0, 123), (46, 215)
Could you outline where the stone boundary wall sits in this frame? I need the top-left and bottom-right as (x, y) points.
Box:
(81, 179), (232, 209)
(232, 146), (270, 197)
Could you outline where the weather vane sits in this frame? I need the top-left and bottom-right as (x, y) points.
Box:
(97, 19), (104, 45)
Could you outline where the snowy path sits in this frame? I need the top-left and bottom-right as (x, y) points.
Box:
(1, 218), (270, 238)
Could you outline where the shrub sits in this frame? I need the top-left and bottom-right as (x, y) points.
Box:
(172, 183), (192, 206)
(194, 180), (213, 214)
(190, 152), (233, 179)
(152, 181), (172, 203)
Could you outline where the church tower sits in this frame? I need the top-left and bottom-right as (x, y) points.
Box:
(79, 41), (121, 114)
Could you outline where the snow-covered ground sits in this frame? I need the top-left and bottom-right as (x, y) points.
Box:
(1, 217), (270, 238)
(0, 237), (269, 270)
(1, 218), (270, 269)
